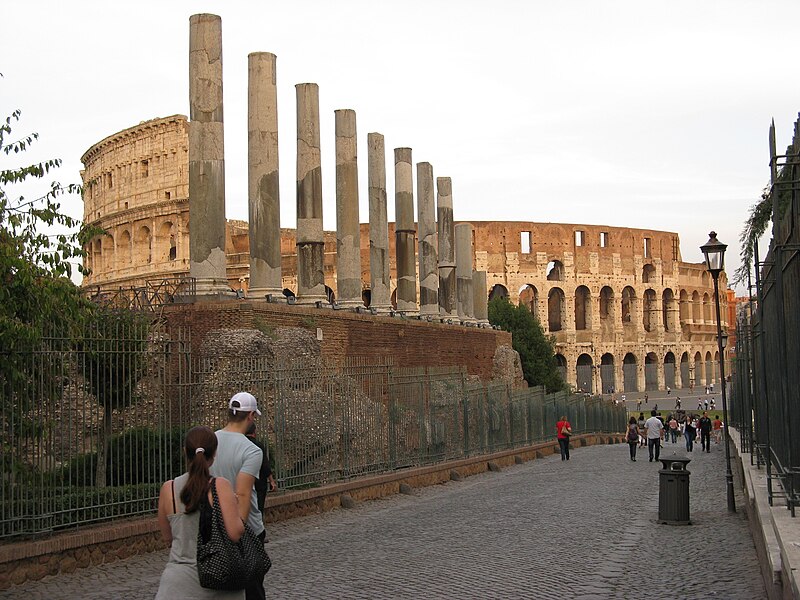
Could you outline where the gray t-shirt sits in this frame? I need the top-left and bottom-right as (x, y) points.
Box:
(644, 416), (664, 440)
(210, 429), (264, 536)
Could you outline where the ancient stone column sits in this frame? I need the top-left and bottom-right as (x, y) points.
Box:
(334, 109), (362, 308)
(368, 133), (391, 313)
(455, 223), (475, 323)
(417, 162), (438, 318)
(394, 148), (417, 315)
(247, 52), (283, 300)
(472, 270), (489, 326)
(188, 13), (230, 297)
(437, 177), (457, 319)
(295, 83), (327, 304)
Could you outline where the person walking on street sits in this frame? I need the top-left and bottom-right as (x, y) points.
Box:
(637, 412), (647, 447)
(675, 396), (681, 410)
(712, 415), (723, 444)
(556, 415), (572, 460)
(156, 426), (245, 600)
(644, 410), (664, 462)
(245, 422), (277, 515)
(668, 415), (679, 444)
(699, 412), (713, 452)
(211, 392), (267, 600)
(684, 415), (696, 452)
(626, 417), (640, 461)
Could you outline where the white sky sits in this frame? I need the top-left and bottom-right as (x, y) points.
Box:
(3, 0), (799, 293)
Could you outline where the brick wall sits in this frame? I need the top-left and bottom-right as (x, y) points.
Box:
(162, 300), (512, 379)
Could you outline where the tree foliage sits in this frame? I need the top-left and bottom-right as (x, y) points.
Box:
(488, 296), (565, 392)
(0, 106), (95, 353)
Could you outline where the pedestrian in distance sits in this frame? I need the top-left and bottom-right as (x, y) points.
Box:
(626, 417), (640, 461)
(704, 398), (709, 411)
(712, 415), (723, 444)
(644, 409), (664, 462)
(668, 415), (679, 444)
(684, 415), (696, 452)
(675, 396), (682, 410)
(556, 415), (573, 461)
(667, 386), (671, 395)
(698, 398), (703, 410)
(637, 412), (647, 447)
(636, 397), (642, 412)
(156, 426), (245, 600)
(710, 398), (716, 411)
(211, 392), (268, 600)
(699, 412), (713, 452)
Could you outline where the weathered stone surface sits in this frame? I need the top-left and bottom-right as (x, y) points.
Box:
(455, 223), (475, 323)
(394, 148), (417, 314)
(487, 461), (501, 472)
(399, 482), (413, 494)
(472, 270), (489, 325)
(449, 469), (462, 481)
(247, 52), (282, 298)
(417, 162), (438, 316)
(340, 494), (355, 509)
(367, 133), (391, 313)
(335, 109), (362, 308)
(295, 83), (327, 304)
(188, 13), (230, 296)
(437, 177), (457, 319)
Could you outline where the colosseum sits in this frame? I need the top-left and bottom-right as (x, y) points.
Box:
(81, 115), (729, 395)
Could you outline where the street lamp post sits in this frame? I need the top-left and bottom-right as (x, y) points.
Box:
(701, 231), (736, 512)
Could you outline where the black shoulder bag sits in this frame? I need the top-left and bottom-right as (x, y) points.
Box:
(197, 478), (271, 590)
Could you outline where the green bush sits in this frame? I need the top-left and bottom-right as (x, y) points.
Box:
(60, 426), (187, 487)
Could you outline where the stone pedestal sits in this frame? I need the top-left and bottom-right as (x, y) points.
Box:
(437, 177), (457, 320)
(368, 133), (392, 313)
(394, 148), (417, 315)
(417, 162), (438, 317)
(334, 109), (362, 308)
(295, 83), (327, 304)
(456, 223), (475, 324)
(188, 13), (231, 297)
(247, 52), (283, 299)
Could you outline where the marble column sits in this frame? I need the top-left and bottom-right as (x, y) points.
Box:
(247, 52), (283, 300)
(472, 270), (489, 326)
(455, 223), (475, 323)
(417, 162), (438, 317)
(188, 13), (230, 297)
(334, 109), (362, 308)
(368, 133), (391, 313)
(295, 83), (327, 304)
(437, 177), (457, 320)
(394, 148), (417, 315)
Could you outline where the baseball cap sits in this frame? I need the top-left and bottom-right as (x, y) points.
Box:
(229, 392), (262, 416)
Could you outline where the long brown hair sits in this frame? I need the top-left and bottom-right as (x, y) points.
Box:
(180, 426), (217, 513)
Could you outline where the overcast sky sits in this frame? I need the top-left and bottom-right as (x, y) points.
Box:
(3, 0), (799, 292)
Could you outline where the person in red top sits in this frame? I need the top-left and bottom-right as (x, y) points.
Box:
(712, 415), (723, 444)
(556, 415), (572, 461)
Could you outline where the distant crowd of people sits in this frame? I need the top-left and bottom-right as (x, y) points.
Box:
(625, 410), (723, 462)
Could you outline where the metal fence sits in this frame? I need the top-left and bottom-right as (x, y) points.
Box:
(0, 324), (626, 539)
(730, 117), (800, 516)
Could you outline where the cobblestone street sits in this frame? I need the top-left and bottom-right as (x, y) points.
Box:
(1, 440), (766, 599)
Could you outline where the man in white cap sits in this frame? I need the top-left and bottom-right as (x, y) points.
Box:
(210, 391), (266, 600)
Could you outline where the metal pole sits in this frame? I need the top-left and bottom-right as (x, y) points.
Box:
(713, 273), (736, 512)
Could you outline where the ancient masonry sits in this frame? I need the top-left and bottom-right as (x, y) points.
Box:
(80, 13), (728, 394)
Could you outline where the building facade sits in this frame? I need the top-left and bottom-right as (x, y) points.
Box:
(81, 115), (728, 394)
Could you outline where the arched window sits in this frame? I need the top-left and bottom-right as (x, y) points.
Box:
(664, 352), (676, 390)
(623, 353), (638, 392)
(576, 354), (594, 393)
(136, 225), (152, 264)
(645, 352), (658, 391)
(692, 291), (701, 322)
(575, 286), (591, 331)
(679, 289), (689, 326)
(643, 289), (657, 332)
(642, 263), (656, 284)
(117, 230), (131, 267)
(600, 353), (615, 394)
(662, 289), (675, 331)
(546, 260), (564, 281)
(518, 284), (538, 320)
(621, 286), (636, 324)
(548, 287), (565, 332)
(489, 284), (509, 301)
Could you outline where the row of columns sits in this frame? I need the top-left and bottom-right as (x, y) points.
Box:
(187, 13), (488, 324)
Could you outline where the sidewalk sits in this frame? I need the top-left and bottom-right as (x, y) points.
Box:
(0, 436), (768, 599)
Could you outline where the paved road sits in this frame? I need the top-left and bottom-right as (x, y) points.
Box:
(2, 438), (766, 599)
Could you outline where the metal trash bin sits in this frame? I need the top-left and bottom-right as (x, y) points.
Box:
(658, 457), (691, 525)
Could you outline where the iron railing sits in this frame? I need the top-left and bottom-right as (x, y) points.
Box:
(730, 116), (800, 516)
(0, 324), (626, 539)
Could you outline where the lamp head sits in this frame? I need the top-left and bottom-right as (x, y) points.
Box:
(701, 231), (727, 276)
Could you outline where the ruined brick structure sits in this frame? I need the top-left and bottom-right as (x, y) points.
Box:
(81, 115), (728, 393)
